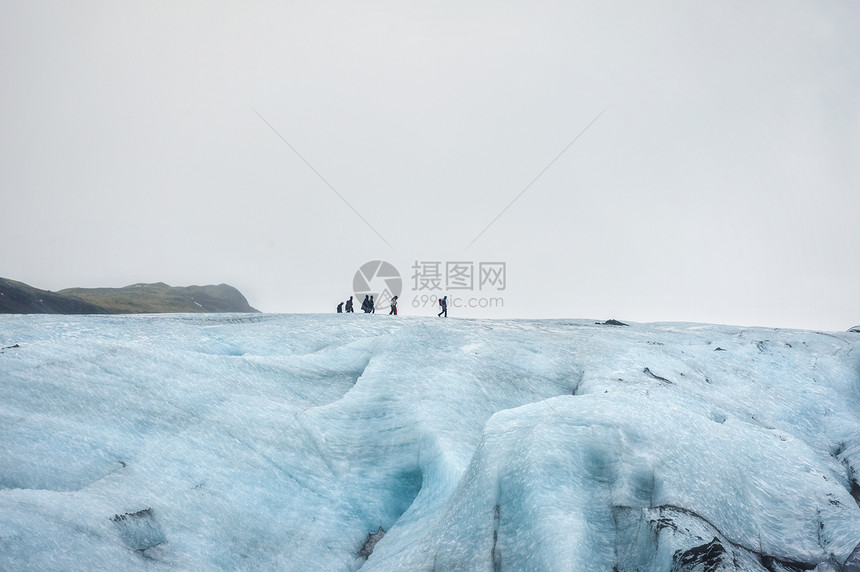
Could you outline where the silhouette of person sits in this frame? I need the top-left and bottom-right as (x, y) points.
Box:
(438, 295), (447, 318)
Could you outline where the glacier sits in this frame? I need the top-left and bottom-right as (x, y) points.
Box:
(1, 314), (860, 571)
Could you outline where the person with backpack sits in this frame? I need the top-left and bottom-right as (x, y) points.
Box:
(389, 295), (398, 316)
(345, 296), (354, 313)
(438, 295), (447, 318)
(337, 301), (344, 313)
(361, 295), (371, 313)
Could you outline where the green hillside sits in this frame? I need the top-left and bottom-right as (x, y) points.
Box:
(0, 277), (108, 314)
(0, 278), (259, 314)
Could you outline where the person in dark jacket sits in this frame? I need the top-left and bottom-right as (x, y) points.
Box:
(361, 295), (371, 313)
(369, 295), (375, 313)
(437, 295), (447, 318)
(337, 301), (343, 313)
(389, 295), (398, 316)
(345, 296), (354, 313)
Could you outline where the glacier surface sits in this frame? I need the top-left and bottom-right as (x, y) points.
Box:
(1, 314), (860, 571)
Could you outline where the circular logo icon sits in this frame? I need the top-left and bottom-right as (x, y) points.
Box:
(353, 260), (402, 311)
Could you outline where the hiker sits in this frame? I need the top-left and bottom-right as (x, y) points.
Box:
(345, 296), (354, 313)
(389, 295), (398, 316)
(438, 295), (448, 318)
(369, 295), (375, 314)
(361, 295), (371, 313)
(337, 301), (343, 313)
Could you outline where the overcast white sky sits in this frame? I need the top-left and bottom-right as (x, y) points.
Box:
(1, 1), (858, 330)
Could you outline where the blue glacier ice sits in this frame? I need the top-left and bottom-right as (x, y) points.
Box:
(1, 314), (860, 570)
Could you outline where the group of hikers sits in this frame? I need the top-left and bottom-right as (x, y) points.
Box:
(335, 295), (391, 314)
(336, 295), (448, 317)
(336, 296), (362, 313)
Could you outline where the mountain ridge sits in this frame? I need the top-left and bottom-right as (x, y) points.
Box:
(0, 277), (258, 314)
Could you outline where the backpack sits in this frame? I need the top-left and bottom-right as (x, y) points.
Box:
(439, 298), (443, 306)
